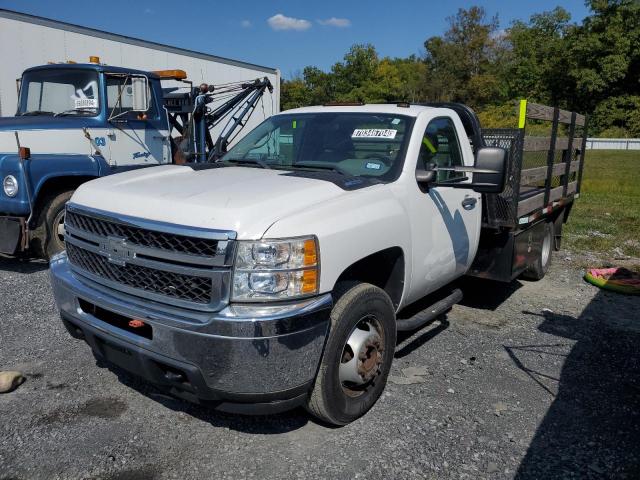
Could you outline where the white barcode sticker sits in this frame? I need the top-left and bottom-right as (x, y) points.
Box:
(352, 129), (397, 139)
(73, 98), (98, 109)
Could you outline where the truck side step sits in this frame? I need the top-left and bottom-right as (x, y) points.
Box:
(396, 288), (463, 332)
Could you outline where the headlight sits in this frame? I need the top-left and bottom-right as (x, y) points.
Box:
(3, 175), (18, 197)
(232, 236), (319, 301)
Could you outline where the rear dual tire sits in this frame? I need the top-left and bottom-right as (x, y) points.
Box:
(306, 283), (396, 426)
(521, 221), (554, 281)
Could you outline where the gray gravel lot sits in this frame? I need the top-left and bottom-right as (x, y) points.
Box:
(1, 253), (639, 480)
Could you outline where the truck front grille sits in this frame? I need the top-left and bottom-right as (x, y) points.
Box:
(63, 204), (235, 311)
(66, 243), (213, 304)
(66, 211), (220, 257)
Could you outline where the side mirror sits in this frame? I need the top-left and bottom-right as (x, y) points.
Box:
(415, 168), (436, 185)
(472, 147), (507, 194)
(131, 76), (150, 112)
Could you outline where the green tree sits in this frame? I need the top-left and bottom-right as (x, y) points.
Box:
(590, 95), (640, 137)
(560, 0), (640, 112)
(423, 6), (504, 107)
(280, 77), (310, 111)
(502, 7), (572, 103)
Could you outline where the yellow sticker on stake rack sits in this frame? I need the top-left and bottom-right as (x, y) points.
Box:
(518, 99), (528, 129)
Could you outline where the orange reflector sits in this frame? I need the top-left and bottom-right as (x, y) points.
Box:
(19, 147), (30, 160)
(303, 239), (317, 266)
(153, 69), (187, 80)
(89, 56), (100, 64)
(128, 319), (146, 328)
(301, 269), (318, 294)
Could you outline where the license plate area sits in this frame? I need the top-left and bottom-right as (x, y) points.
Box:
(78, 298), (153, 340)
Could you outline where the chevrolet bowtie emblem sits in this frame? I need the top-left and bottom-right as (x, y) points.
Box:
(101, 236), (134, 266)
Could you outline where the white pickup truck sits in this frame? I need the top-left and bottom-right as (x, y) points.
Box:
(50, 102), (586, 425)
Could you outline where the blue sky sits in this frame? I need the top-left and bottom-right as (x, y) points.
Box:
(0, 0), (591, 78)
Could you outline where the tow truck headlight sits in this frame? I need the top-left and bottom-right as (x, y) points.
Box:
(232, 236), (319, 301)
(3, 175), (18, 197)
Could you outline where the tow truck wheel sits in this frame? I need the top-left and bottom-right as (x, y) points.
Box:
(32, 189), (73, 261)
(521, 221), (554, 281)
(306, 282), (396, 425)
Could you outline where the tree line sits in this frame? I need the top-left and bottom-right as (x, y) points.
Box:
(281, 0), (640, 137)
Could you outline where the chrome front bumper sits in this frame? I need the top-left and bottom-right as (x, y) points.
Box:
(49, 253), (332, 411)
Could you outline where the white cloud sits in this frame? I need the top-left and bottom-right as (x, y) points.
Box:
(241, 20), (252, 28)
(317, 17), (351, 28)
(267, 13), (312, 31)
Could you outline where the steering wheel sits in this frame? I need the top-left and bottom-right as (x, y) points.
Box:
(365, 153), (392, 166)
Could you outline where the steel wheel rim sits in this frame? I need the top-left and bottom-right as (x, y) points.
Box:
(541, 228), (551, 267)
(339, 314), (385, 397)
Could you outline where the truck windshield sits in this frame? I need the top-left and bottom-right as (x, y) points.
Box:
(221, 112), (414, 181)
(18, 69), (100, 117)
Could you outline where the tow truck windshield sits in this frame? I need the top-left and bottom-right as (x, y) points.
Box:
(221, 113), (414, 181)
(18, 69), (100, 117)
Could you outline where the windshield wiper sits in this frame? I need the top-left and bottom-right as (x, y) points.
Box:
(291, 162), (350, 176)
(223, 158), (271, 169)
(54, 108), (98, 117)
(20, 110), (54, 116)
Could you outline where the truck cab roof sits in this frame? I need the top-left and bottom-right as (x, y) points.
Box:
(22, 63), (160, 79)
(282, 103), (436, 118)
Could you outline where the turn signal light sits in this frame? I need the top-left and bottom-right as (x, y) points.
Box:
(89, 56), (100, 64)
(304, 239), (317, 266)
(301, 269), (318, 294)
(19, 147), (30, 160)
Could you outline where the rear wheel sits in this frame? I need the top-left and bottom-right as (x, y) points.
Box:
(306, 283), (396, 425)
(521, 221), (553, 281)
(32, 189), (73, 260)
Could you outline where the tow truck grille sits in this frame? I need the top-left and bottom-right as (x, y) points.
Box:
(66, 243), (213, 304)
(63, 205), (235, 311)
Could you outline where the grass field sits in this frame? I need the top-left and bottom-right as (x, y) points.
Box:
(563, 150), (640, 261)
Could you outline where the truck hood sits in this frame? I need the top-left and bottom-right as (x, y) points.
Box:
(71, 165), (350, 239)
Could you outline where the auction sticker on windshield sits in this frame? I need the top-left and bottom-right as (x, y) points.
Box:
(352, 129), (397, 139)
(74, 98), (98, 109)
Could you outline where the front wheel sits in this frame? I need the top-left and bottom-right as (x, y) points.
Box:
(32, 189), (73, 260)
(306, 283), (396, 425)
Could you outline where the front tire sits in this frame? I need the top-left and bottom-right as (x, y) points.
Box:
(307, 283), (396, 425)
(32, 189), (73, 260)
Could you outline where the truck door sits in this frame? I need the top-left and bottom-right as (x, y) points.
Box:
(407, 116), (482, 299)
(103, 74), (170, 167)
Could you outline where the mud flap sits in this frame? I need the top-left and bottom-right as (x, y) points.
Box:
(0, 217), (24, 255)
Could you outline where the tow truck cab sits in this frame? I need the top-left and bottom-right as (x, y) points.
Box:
(0, 60), (169, 258)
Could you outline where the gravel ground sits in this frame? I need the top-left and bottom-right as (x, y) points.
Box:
(1, 253), (639, 480)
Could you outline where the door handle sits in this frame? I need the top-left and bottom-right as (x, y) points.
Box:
(462, 197), (477, 210)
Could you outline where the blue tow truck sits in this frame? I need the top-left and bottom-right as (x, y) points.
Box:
(0, 57), (273, 259)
